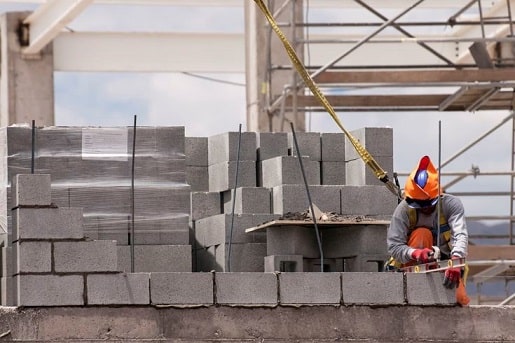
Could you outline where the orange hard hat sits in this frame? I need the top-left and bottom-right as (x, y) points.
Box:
(404, 155), (440, 208)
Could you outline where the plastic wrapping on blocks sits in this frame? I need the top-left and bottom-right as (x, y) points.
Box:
(0, 125), (190, 244)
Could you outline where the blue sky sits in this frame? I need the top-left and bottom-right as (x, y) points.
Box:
(0, 2), (513, 221)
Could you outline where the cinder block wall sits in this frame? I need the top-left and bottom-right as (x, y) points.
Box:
(5, 127), (451, 308)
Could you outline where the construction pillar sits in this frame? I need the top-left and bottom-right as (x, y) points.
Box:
(0, 12), (54, 127)
(245, 1), (305, 133)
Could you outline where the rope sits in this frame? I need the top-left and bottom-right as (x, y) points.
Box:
(253, 0), (402, 200)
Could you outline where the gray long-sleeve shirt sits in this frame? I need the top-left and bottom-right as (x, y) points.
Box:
(387, 194), (468, 264)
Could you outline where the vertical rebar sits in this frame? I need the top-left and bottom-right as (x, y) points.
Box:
(31, 120), (35, 174)
(130, 115), (137, 273)
(227, 124), (242, 272)
(290, 122), (324, 272)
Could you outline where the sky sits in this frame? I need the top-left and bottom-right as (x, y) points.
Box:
(0, 2), (513, 225)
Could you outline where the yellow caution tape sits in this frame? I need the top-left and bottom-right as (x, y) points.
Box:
(253, 0), (401, 199)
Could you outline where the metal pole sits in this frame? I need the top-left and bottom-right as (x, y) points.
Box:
(290, 122), (324, 272)
(437, 121), (442, 255)
(227, 124), (242, 272)
(130, 115), (137, 273)
(31, 120), (36, 174)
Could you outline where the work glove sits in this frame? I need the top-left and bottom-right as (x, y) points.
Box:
(443, 255), (462, 289)
(411, 248), (434, 263)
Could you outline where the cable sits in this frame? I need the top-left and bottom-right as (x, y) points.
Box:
(181, 72), (245, 87)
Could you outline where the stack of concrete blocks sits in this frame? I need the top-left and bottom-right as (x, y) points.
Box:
(0, 125), (192, 275)
(6, 174), (150, 306)
(192, 132), (280, 272)
(189, 128), (397, 273)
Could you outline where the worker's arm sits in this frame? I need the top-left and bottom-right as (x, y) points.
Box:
(387, 201), (414, 263)
(444, 194), (468, 258)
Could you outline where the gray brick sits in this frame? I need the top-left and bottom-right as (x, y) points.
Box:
(215, 272), (277, 305)
(150, 272), (213, 305)
(267, 225), (320, 258)
(117, 245), (192, 273)
(223, 187), (271, 214)
(261, 156), (320, 188)
(345, 127), (393, 160)
(13, 207), (84, 241)
(345, 156), (394, 186)
(16, 274), (84, 306)
(191, 192), (221, 221)
(87, 273), (150, 305)
(54, 241), (118, 273)
(344, 254), (388, 272)
(185, 136), (208, 166)
(186, 166), (209, 191)
(321, 133), (346, 162)
(406, 272), (456, 305)
(208, 161), (256, 192)
(264, 255), (303, 272)
(12, 174), (51, 207)
(15, 241), (51, 274)
(321, 161), (346, 185)
(289, 132), (321, 161)
(322, 225), (389, 258)
(342, 272), (404, 305)
(216, 243), (267, 272)
(208, 131), (257, 165)
(257, 132), (289, 161)
(194, 213), (278, 248)
(279, 272), (340, 305)
(341, 185), (397, 216)
(272, 184), (341, 214)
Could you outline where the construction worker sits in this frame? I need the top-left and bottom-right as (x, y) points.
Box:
(386, 155), (470, 306)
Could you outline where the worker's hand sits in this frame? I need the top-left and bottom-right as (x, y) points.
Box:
(443, 256), (462, 289)
(411, 248), (434, 263)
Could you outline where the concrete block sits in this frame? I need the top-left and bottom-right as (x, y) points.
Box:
(267, 226), (320, 258)
(215, 243), (267, 272)
(342, 272), (404, 305)
(322, 225), (389, 258)
(54, 241), (118, 273)
(303, 258), (344, 272)
(344, 254), (388, 272)
(150, 272), (213, 305)
(345, 127), (393, 160)
(12, 174), (51, 207)
(117, 245), (191, 273)
(185, 136), (208, 166)
(14, 241), (51, 274)
(345, 156), (394, 186)
(208, 161), (256, 193)
(195, 213), (278, 248)
(406, 272), (456, 305)
(1, 276), (14, 306)
(261, 156), (320, 188)
(264, 255), (303, 272)
(191, 192), (221, 221)
(321, 161), (345, 185)
(186, 166), (209, 192)
(215, 272), (277, 305)
(340, 185), (397, 216)
(2, 246), (14, 277)
(16, 274), (84, 306)
(223, 187), (271, 214)
(279, 272), (341, 305)
(272, 184), (341, 214)
(87, 273), (150, 305)
(257, 132), (289, 161)
(208, 131), (257, 165)
(195, 246), (216, 272)
(134, 185), (191, 216)
(289, 132), (321, 161)
(321, 133), (346, 162)
(13, 207), (84, 241)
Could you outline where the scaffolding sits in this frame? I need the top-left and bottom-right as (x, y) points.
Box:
(257, 0), (515, 304)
